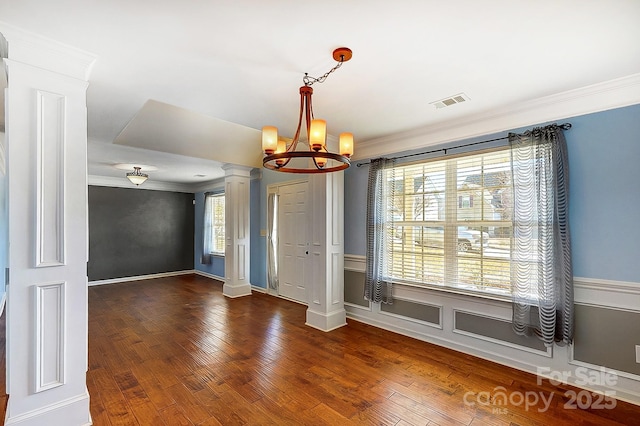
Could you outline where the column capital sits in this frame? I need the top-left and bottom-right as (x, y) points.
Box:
(222, 164), (253, 178)
(0, 21), (96, 81)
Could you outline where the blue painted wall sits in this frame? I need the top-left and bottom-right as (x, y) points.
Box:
(566, 105), (640, 282)
(250, 177), (264, 288)
(344, 104), (640, 283)
(194, 190), (225, 278)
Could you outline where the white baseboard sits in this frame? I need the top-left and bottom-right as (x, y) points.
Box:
(88, 270), (265, 294)
(306, 308), (347, 332)
(222, 282), (252, 298)
(88, 270), (195, 286)
(193, 270), (225, 282)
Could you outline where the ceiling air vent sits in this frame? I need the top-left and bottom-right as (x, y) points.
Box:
(430, 93), (470, 109)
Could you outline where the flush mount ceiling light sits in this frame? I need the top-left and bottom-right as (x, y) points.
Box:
(262, 47), (354, 173)
(126, 166), (149, 186)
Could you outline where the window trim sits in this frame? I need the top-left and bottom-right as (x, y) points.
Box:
(208, 192), (225, 256)
(381, 145), (520, 300)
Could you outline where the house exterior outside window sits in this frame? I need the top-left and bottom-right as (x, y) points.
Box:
(208, 193), (225, 255)
(383, 148), (517, 297)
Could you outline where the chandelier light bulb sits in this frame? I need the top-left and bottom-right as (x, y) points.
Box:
(262, 126), (278, 155)
(339, 132), (354, 158)
(309, 119), (326, 151)
(275, 139), (287, 166)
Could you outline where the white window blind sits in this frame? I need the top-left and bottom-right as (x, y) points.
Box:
(382, 148), (516, 297)
(208, 193), (225, 255)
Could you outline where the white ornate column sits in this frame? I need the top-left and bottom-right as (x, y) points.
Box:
(306, 171), (347, 331)
(222, 164), (252, 298)
(1, 23), (96, 426)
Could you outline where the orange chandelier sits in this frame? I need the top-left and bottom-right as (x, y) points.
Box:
(262, 47), (354, 173)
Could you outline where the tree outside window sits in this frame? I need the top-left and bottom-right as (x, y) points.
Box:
(208, 194), (225, 255)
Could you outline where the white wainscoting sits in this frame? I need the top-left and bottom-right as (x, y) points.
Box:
(343, 254), (640, 405)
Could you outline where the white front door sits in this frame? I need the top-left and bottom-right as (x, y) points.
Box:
(278, 181), (308, 303)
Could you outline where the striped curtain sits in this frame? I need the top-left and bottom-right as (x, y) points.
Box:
(364, 158), (396, 304)
(509, 124), (574, 346)
(267, 193), (279, 291)
(200, 193), (213, 265)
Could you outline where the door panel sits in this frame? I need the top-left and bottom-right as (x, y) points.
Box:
(278, 181), (308, 303)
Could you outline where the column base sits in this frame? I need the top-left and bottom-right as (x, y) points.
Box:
(222, 281), (252, 298)
(305, 308), (347, 332)
(5, 390), (91, 426)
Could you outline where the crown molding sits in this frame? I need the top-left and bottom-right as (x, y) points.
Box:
(88, 174), (240, 194)
(191, 178), (225, 194)
(88, 175), (194, 193)
(222, 163), (253, 178)
(0, 21), (96, 81)
(250, 168), (263, 181)
(355, 73), (640, 160)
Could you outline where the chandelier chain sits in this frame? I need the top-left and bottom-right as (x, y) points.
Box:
(302, 60), (344, 86)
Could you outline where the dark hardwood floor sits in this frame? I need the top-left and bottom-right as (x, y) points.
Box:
(2, 274), (640, 425)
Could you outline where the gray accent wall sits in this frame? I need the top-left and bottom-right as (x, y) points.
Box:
(381, 298), (441, 326)
(454, 310), (547, 352)
(88, 186), (195, 281)
(345, 270), (368, 307)
(574, 304), (640, 376)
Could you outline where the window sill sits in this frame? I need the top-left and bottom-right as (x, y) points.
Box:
(210, 252), (225, 258)
(392, 280), (513, 304)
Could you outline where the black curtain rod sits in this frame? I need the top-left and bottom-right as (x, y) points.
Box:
(355, 122), (572, 167)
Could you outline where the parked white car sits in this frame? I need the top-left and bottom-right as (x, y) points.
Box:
(415, 226), (489, 252)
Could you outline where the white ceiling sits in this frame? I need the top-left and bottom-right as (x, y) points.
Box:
(1, 0), (640, 186)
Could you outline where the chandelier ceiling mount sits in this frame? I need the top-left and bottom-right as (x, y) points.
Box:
(126, 166), (149, 186)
